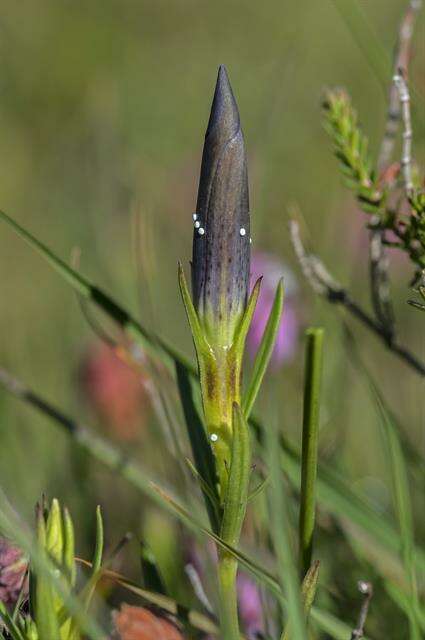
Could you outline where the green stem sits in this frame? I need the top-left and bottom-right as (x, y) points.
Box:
(299, 328), (324, 576)
(218, 552), (239, 640)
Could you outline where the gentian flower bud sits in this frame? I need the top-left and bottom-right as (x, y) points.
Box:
(179, 67), (259, 501)
(192, 65), (250, 347)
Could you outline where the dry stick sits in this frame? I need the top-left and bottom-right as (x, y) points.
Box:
(394, 72), (414, 195)
(377, 0), (421, 171)
(350, 581), (373, 640)
(289, 220), (425, 377)
(369, 0), (422, 334)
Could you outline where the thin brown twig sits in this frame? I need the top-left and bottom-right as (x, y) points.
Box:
(289, 220), (425, 377)
(350, 581), (373, 640)
(369, 0), (422, 335)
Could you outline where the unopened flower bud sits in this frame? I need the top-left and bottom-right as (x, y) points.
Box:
(192, 65), (250, 346)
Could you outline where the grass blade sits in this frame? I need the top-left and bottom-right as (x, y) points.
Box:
(0, 208), (192, 372)
(344, 328), (421, 637)
(369, 384), (420, 639)
(299, 328), (324, 575)
(267, 422), (308, 640)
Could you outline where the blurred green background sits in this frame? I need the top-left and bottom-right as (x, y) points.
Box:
(0, 1), (423, 635)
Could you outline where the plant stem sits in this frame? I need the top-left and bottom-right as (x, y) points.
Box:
(218, 552), (239, 640)
(299, 328), (324, 576)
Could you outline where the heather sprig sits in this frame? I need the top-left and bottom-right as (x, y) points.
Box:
(323, 86), (425, 282)
(322, 89), (384, 215)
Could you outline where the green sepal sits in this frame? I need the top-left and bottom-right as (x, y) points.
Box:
(63, 508), (76, 587)
(230, 276), (262, 358)
(220, 403), (251, 547)
(77, 506), (104, 613)
(91, 506), (104, 577)
(243, 278), (284, 418)
(45, 499), (64, 565)
(178, 262), (211, 358)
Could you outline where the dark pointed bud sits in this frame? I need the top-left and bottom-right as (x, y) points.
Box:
(192, 65), (250, 346)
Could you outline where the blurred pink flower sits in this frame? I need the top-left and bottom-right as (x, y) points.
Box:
(237, 572), (264, 638)
(0, 538), (28, 606)
(79, 342), (150, 441)
(248, 252), (299, 367)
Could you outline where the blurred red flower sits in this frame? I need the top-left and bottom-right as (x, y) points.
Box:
(79, 342), (151, 441)
(113, 605), (184, 640)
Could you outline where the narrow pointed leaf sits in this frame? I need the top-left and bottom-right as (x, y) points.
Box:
(243, 279), (284, 418)
(91, 506), (104, 576)
(299, 328), (324, 575)
(231, 277), (262, 354)
(178, 262), (210, 357)
(63, 507), (76, 586)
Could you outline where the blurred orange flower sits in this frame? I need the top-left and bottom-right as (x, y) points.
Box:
(113, 605), (184, 640)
